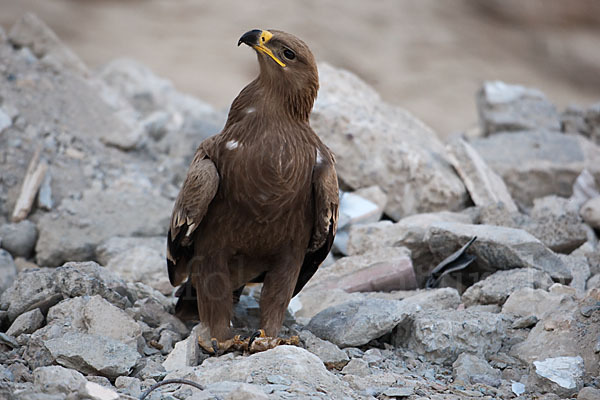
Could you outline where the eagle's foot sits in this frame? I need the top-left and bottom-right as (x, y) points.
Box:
(197, 330), (300, 355)
(246, 329), (300, 353)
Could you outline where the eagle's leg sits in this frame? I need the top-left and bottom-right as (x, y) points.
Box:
(191, 256), (233, 344)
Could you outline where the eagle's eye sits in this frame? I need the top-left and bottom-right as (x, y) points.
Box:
(283, 49), (296, 60)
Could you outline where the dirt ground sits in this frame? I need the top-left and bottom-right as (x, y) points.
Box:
(1, 0), (599, 137)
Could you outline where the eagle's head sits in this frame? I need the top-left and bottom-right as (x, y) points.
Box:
(238, 29), (318, 119)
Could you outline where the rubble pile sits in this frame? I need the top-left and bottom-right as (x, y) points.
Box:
(1, 14), (600, 400)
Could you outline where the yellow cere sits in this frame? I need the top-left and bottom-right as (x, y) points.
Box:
(254, 30), (286, 68)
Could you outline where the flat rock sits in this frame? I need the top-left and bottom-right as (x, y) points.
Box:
(446, 137), (518, 212)
(311, 63), (467, 220)
(425, 221), (572, 283)
(462, 268), (553, 307)
(452, 353), (501, 387)
(394, 309), (506, 364)
(299, 330), (349, 370)
(0, 220), (38, 258)
(470, 130), (600, 206)
(6, 308), (44, 337)
(306, 298), (416, 347)
(303, 246), (416, 293)
(476, 81), (561, 135)
(581, 196), (600, 229)
(0, 261), (130, 322)
(36, 185), (171, 267)
(0, 249), (17, 296)
(44, 332), (141, 378)
(528, 356), (584, 397)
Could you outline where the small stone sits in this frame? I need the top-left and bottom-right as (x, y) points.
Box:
(84, 381), (120, 400)
(115, 376), (142, 398)
(299, 330), (349, 370)
(381, 386), (414, 397)
(0, 108), (11, 133)
(529, 356), (584, 397)
(306, 298), (416, 347)
(511, 381), (525, 396)
(511, 315), (539, 329)
(580, 302), (600, 318)
(266, 375), (291, 386)
(452, 353), (501, 386)
(462, 268), (553, 307)
(341, 359), (371, 376)
(0, 249), (17, 296)
(446, 137), (518, 212)
(0, 220), (38, 258)
(37, 173), (53, 211)
(6, 308), (44, 336)
(477, 81), (560, 135)
(33, 365), (87, 395)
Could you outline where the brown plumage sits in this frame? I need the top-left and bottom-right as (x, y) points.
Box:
(167, 29), (339, 340)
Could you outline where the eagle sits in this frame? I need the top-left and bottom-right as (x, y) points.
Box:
(166, 29), (339, 346)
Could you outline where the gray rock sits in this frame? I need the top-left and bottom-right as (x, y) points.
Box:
(578, 387), (600, 400)
(8, 13), (88, 75)
(394, 309), (506, 364)
(340, 358), (371, 377)
(306, 298), (416, 347)
(32, 366), (87, 396)
(44, 332), (141, 378)
(557, 254), (590, 296)
(528, 356), (584, 397)
(0, 220), (38, 258)
(425, 222), (572, 283)
(35, 185), (171, 267)
(479, 199), (588, 254)
(96, 236), (169, 292)
(0, 261), (130, 322)
(166, 345), (353, 399)
(115, 376), (142, 398)
(37, 173), (53, 211)
(477, 81), (560, 135)
(452, 353), (501, 386)
(502, 288), (574, 320)
(135, 359), (166, 381)
(462, 268), (553, 307)
(6, 308), (44, 337)
(0, 249), (17, 296)
(587, 273), (600, 290)
(311, 63), (467, 220)
(581, 196), (600, 229)
(446, 137), (518, 212)
(47, 295), (142, 349)
(470, 130), (600, 206)
(299, 330), (349, 370)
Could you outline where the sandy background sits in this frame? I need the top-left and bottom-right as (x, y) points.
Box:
(1, 0), (599, 137)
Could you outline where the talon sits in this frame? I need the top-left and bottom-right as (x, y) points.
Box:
(248, 329), (266, 349)
(211, 338), (219, 355)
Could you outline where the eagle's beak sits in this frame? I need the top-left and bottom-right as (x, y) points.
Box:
(238, 29), (286, 68)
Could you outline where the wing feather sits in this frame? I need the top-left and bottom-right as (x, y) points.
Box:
(293, 148), (339, 296)
(167, 145), (219, 286)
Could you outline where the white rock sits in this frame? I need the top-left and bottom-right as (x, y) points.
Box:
(85, 382), (120, 400)
(581, 196), (600, 229)
(530, 356), (584, 397)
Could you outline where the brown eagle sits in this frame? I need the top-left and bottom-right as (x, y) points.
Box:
(167, 29), (339, 343)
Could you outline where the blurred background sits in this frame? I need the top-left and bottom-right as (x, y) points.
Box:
(1, 0), (599, 137)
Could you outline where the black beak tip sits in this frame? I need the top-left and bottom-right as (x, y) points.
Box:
(238, 29), (262, 47)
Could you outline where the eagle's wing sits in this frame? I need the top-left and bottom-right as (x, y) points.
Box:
(167, 144), (219, 286)
(293, 149), (339, 296)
